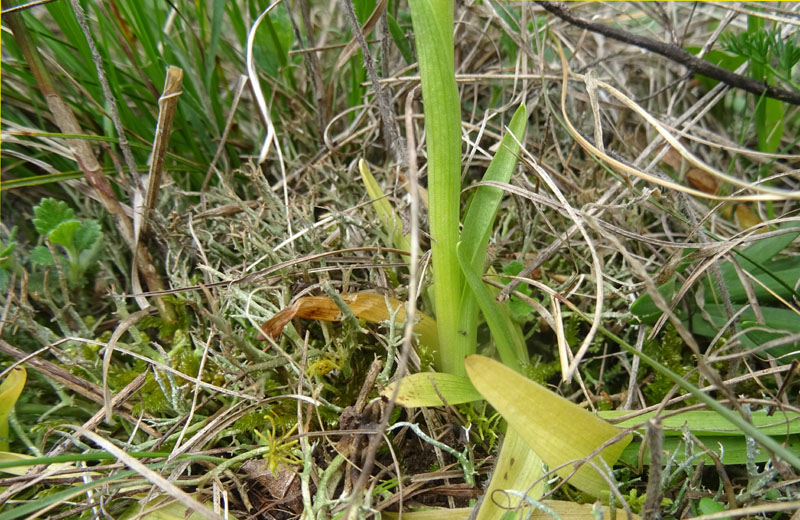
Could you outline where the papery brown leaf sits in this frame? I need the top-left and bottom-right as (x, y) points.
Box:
(687, 167), (721, 194)
(259, 292), (438, 349)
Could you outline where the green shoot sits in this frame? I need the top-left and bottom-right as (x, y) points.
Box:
(30, 198), (103, 287)
(408, 0), (464, 375)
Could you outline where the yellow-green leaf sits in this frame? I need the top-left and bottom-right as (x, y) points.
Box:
(382, 500), (637, 519)
(477, 427), (544, 520)
(465, 355), (631, 499)
(382, 372), (481, 407)
(0, 367), (26, 451)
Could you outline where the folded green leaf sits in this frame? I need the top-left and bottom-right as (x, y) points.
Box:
(466, 355), (631, 499)
(382, 500), (637, 519)
(455, 104), (527, 369)
(48, 220), (81, 250)
(0, 367), (26, 451)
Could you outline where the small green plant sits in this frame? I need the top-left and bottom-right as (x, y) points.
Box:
(721, 18), (799, 155)
(253, 414), (301, 476)
(30, 198), (103, 287)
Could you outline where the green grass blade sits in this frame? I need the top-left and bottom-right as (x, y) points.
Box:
(408, 0), (464, 376)
(600, 409), (800, 436)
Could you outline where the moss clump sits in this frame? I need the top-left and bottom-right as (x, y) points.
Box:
(641, 323), (691, 403)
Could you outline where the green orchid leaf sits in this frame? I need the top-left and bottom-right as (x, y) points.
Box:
(466, 355), (631, 499)
(0, 368), (26, 451)
(382, 372), (481, 407)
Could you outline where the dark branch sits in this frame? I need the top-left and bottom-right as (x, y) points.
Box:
(536, 0), (800, 106)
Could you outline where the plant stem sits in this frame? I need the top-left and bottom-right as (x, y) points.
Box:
(408, 0), (464, 376)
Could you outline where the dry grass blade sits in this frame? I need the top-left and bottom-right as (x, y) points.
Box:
(554, 40), (800, 202)
(71, 427), (225, 520)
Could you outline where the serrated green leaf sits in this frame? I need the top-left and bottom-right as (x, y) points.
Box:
(74, 220), (102, 252)
(466, 355), (631, 499)
(48, 220), (81, 250)
(30, 245), (55, 266)
(382, 372), (481, 407)
(32, 198), (75, 236)
(0, 368), (26, 451)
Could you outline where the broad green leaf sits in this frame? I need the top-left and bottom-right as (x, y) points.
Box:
(0, 367), (26, 451)
(382, 372), (481, 407)
(600, 409), (800, 437)
(466, 355), (631, 499)
(48, 220), (81, 250)
(408, 0), (463, 376)
(730, 221), (800, 267)
(712, 221), (800, 303)
(618, 434), (800, 467)
(74, 220), (102, 253)
(692, 305), (800, 361)
(382, 500), (636, 519)
(32, 198), (75, 236)
(630, 276), (677, 324)
(741, 321), (800, 362)
(359, 159), (411, 252)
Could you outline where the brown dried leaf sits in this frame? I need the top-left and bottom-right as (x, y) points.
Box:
(259, 292), (438, 349)
(687, 167), (721, 194)
(735, 203), (762, 231)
